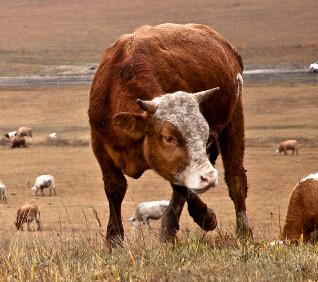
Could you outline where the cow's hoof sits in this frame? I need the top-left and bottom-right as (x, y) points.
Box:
(106, 235), (124, 250)
(160, 212), (179, 242)
(236, 225), (253, 239)
(106, 227), (124, 249)
(193, 207), (217, 231)
(236, 213), (253, 239)
(160, 226), (177, 242)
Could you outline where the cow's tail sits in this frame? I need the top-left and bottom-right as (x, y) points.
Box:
(236, 73), (243, 101)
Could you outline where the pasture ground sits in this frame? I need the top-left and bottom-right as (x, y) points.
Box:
(0, 77), (318, 282)
(0, 0), (318, 76)
(0, 82), (317, 238)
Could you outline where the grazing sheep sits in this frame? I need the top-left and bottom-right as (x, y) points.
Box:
(4, 131), (17, 138)
(48, 132), (58, 140)
(9, 135), (27, 148)
(17, 127), (32, 138)
(15, 204), (42, 231)
(281, 173), (318, 243)
(129, 200), (170, 227)
(31, 174), (56, 196)
(0, 181), (7, 203)
(276, 140), (298, 155)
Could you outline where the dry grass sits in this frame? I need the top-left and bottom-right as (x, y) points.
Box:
(0, 229), (318, 281)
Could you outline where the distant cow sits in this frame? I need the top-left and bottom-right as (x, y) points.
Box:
(9, 135), (27, 148)
(15, 204), (42, 231)
(276, 140), (298, 155)
(0, 181), (7, 203)
(281, 173), (318, 243)
(4, 131), (17, 138)
(17, 127), (32, 138)
(31, 175), (56, 196)
(129, 200), (170, 227)
(89, 23), (250, 244)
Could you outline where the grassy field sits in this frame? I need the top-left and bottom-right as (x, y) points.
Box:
(1, 1), (318, 280)
(0, 0), (317, 76)
(1, 231), (318, 281)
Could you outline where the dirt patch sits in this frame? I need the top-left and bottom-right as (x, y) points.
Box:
(0, 0), (317, 76)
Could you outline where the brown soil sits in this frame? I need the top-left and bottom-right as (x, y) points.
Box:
(0, 0), (317, 76)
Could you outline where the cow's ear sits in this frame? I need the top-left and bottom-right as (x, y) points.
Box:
(113, 112), (147, 139)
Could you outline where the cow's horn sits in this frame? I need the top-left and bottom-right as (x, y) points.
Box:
(136, 99), (157, 114)
(193, 87), (220, 103)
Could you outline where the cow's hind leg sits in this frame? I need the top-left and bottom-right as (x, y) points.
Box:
(219, 101), (252, 238)
(92, 135), (127, 246)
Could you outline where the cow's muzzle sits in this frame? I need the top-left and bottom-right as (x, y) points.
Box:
(185, 169), (218, 194)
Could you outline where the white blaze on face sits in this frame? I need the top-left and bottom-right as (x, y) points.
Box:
(152, 91), (218, 193)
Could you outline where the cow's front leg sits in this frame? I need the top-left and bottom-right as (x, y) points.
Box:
(92, 135), (127, 246)
(160, 184), (187, 241)
(187, 191), (217, 232)
(161, 185), (217, 240)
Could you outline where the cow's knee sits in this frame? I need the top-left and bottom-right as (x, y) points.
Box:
(187, 192), (217, 232)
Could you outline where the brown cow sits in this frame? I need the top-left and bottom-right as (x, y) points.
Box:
(9, 135), (27, 148)
(89, 23), (251, 245)
(281, 173), (318, 243)
(15, 204), (42, 231)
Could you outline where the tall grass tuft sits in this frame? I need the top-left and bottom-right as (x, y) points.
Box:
(0, 229), (317, 281)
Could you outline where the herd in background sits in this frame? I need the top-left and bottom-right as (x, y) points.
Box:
(0, 126), (316, 243)
(0, 174), (56, 231)
(4, 127), (32, 148)
(1, 127), (59, 148)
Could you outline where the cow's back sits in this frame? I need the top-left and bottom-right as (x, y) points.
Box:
(89, 23), (243, 141)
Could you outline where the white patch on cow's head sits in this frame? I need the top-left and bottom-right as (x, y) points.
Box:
(151, 90), (218, 192)
(300, 173), (318, 183)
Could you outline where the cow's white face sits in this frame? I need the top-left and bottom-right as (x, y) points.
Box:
(113, 88), (219, 194)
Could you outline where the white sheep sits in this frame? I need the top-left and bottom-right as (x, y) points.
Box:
(0, 181), (7, 203)
(31, 175), (56, 196)
(129, 200), (170, 228)
(4, 131), (17, 138)
(48, 132), (58, 140)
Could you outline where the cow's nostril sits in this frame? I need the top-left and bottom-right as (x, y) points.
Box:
(201, 175), (208, 181)
(201, 171), (217, 183)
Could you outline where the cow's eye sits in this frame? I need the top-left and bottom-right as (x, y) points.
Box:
(163, 135), (178, 145)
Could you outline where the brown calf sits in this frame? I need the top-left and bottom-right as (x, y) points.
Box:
(89, 23), (250, 244)
(15, 204), (42, 231)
